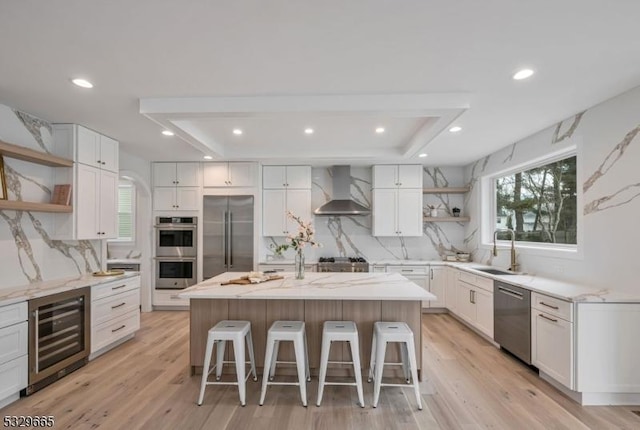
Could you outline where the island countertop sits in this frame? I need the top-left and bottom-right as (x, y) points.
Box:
(179, 271), (436, 301)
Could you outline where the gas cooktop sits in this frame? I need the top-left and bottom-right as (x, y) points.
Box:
(317, 257), (369, 272)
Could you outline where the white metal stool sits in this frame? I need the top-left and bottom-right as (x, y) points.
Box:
(197, 320), (257, 406)
(316, 321), (365, 407)
(259, 321), (310, 407)
(367, 321), (422, 410)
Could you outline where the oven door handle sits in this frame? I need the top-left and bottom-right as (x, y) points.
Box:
(154, 257), (197, 261)
(154, 224), (197, 229)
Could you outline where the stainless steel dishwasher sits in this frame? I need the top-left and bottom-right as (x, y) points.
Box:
(494, 281), (531, 364)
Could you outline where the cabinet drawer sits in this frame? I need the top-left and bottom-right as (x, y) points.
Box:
(92, 277), (140, 302)
(532, 293), (573, 322)
(0, 302), (28, 329)
(459, 271), (493, 293)
(91, 310), (140, 353)
(0, 321), (27, 365)
(154, 290), (190, 307)
(92, 289), (140, 326)
(0, 355), (28, 401)
(387, 265), (429, 275)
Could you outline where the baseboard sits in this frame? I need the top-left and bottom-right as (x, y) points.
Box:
(0, 393), (20, 410)
(422, 308), (447, 314)
(152, 305), (190, 311)
(447, 312), (499, 347)
(540, 370), (640, 405)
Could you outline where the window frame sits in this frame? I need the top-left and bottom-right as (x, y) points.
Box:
(111, 182), (136, 243)
(479, 145), (584, 260)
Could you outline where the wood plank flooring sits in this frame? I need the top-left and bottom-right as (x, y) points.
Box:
(2, 311), (639, 429)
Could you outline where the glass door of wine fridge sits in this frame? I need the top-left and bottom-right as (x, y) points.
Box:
(26, 287), (90, 394)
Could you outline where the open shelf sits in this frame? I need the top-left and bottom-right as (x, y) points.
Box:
(423, 187), (470, 194)
(0, 200), (72, 213)
(423, 216), (470, 222)
(0, 139), (73, 167)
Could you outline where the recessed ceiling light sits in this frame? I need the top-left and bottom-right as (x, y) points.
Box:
(304, 128), (314, 135)
(203, 155), (213, 160)
(419, 153), (428, 158)
(513, 68), (535, 80)
(375, 127), (385, 134)
(162, 130), (174, 136)
(233, 129), (243, 135)
(449, 126), (462, 133)
(71, 78), (93, 88)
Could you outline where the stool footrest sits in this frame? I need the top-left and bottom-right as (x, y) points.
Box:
(326, 360), (354, 365)
(266, 381), (304, 386)
(323, 381), (358, 387)
(380, 382), (415, 388)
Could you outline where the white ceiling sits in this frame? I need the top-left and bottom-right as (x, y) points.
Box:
(1, 1), (640, 165)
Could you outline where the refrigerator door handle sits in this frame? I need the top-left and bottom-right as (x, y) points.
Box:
(223, 211), (228, 267)
(228, 212), (233, 268)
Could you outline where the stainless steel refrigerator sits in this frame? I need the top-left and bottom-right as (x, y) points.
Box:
(203, 196), (254, 279)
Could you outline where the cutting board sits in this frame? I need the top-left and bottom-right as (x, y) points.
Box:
(221, 275), (284, 285)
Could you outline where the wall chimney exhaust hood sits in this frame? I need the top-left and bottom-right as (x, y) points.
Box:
(314, 166), (370, 216)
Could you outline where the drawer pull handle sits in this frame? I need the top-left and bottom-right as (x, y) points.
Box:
(540, 302), (559, 310)
(401, 269), (414, 273)
(112, 324), (126, 333)
(112, 285), (127, 290)
(111, 302), (126, 309)
(539, 314), (558, 323)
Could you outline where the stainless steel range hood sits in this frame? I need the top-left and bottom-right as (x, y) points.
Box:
(314, 166), (371, 216)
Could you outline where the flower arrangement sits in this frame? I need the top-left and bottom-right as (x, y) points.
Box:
(273, 212), (322, 255)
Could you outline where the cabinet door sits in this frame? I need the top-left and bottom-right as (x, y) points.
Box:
(99, 135), (119, 173)
(445, 268), (458, 312)
(154, 163), (177, 187)
(203, 163), (229, 187)
(176, 163), (200, 187)
(372, 165), (398, 188)
(405, 275), (430, 309)
(429, 267), (446, 308)
(263, 166), (287, 189)
(285, 189), (312, 234)
(286, 166), (311, 189)
(263, 189), (287, 236)
(532, 312), (573, 389)
(228, 162), (255, 187)
(474, 287), (494, 338)
(99, 170), (118, 239)
(398, 165), (423, 188)
(456, 281), (476, 325)
(372, 188), (397, 236)
(176, 187), (200, 211)
(397, 189), (423, 236)
(76, 126), (101, 168)
(76, 164), (101, 239)
(153, 188), (177, 211)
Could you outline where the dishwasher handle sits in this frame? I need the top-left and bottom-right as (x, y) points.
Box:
(498, 286), (524, 300)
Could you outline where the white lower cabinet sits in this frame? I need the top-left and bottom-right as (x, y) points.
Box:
(91, 276), (141, 359)
(453, 272), (494, 338)
(444, 267), (458, 313)
(153, 290), (190, 307)
(386, 265), (445, 309)
(0, 301), (28, 408)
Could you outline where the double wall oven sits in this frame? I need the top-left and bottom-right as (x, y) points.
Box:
(155, 217), (197, 289)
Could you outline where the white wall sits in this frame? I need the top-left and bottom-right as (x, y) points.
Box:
(0, 103), (101, 289)
(464, 86), (640, 294)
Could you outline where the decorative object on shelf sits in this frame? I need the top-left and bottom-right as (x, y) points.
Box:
(0, 155), (7, 200)
(426, 203), (442, 218)
(51, 184), (72, 205)
(273, 211), (321, 279)
(456, 252), (471, 262)
(452, 207), (461, 217)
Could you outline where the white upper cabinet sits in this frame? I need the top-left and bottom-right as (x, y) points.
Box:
(153, 163), (200, 187)
(75, 165), (118, 239)
(372, 165), (422, 189)
(263, 165), (311, 189)
(203, 162), (256, 187)
(73, 125), (119, 173)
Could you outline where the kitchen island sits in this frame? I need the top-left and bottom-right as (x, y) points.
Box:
(179, 272), (435, 379)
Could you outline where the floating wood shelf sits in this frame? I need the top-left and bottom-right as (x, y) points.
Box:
(423, 216), (470, 222)
(0, 200), (72, 213)
(0, 139), (73, 167)
(422, 187), (470, 194)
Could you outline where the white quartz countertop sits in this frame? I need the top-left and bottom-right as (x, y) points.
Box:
(106, 259), (141, 264)
(179, 272), (436, 301)
(0, 272), (140, 307)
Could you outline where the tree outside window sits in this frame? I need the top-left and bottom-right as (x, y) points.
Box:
(495, 156), (577, 244)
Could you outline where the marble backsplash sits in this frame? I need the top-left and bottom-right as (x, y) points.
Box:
(261, 166), (468, 262)
(0, 103), (101, 289)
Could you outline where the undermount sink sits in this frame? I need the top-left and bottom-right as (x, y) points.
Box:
(472, 267), (516, 275)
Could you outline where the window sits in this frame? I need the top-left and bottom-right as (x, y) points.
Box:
(116, 183), (135, 242)
(494, 155), (577, 245)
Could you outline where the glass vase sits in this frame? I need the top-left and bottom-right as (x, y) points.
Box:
(295, 249), (305, 280)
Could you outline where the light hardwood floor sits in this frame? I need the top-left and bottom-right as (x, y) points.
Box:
(2, 311), (639, 429)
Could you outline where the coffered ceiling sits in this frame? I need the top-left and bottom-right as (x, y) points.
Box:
(1, 1), (640, 165)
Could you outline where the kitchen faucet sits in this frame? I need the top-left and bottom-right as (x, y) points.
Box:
(493, 228), (518, 272)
